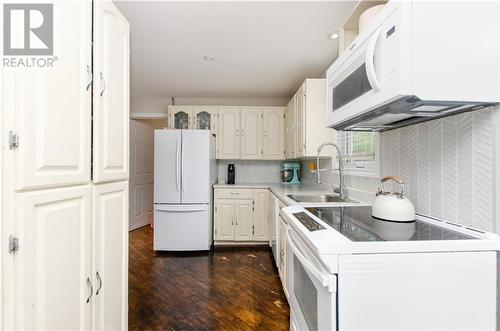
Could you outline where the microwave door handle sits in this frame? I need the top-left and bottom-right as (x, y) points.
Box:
(286, 235), (329, 287)
(365, 27), (382, 91)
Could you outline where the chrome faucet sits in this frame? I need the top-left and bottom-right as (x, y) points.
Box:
(316, 142), (345, 200)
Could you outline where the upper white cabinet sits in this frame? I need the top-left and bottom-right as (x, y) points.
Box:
(192, 107), (218, 134)
(92, 181), (128, 331)
(15, 185), (92, 330)
(285, 79), (332, 159)
(262, 108), (284, 160)
(285, 97), (296, 159)
(93, 0), (130, 183)
(11, 1), (92, 191)
(168, 106), (218, 134)
(217, 108), (241, 159)
(240, 108), (262, 159)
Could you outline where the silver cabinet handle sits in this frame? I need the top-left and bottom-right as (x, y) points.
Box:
(96, 272), (102, 295)
(86, 277), (93, 303)
(99, 72), (106, 96)
(86, 65), (92, 91)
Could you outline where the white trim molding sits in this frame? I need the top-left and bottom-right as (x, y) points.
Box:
(130, 112), (168, 119)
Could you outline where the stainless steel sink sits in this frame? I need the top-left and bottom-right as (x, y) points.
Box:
(287, 194), (358, 203)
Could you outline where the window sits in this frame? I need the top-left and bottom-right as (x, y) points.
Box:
(337, 131), (379, 177)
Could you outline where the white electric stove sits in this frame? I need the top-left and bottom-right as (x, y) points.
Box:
(282, 205), (500, 331)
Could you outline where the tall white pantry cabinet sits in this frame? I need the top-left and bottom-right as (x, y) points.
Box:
(0, 1), (130, 330)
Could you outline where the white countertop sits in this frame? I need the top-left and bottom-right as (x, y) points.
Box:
(213, 182), (372, 207)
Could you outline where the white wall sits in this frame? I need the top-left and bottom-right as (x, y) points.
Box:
(130, 96), (288, 117)
(217, 160), (282, 184)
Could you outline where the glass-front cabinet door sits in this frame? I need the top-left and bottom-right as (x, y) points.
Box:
(192, 107), (218, 135)
(169, 106), (193, 129)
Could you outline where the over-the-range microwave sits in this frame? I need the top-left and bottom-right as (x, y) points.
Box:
(326, 1), (500, 132)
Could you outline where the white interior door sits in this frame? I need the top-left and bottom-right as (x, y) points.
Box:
(154, 130), (181, 204)
(93, 0), (130, 183)
(12, 1), (92, 190)
(262, 108), (284, 160)
(181, 130), (210, 204)
(129, 120), (154, 230)
(92, 181), (128, 331)
(240, 108), (262, 159)
(16, 185), (91, 330)
(217, 108), (240, 159)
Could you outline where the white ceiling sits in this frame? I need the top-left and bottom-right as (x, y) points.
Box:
(115, 1), (356, 99)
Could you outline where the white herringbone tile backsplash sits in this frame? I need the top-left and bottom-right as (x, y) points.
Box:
(379, 107), (496, 232)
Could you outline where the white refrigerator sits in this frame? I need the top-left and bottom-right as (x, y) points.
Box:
(153, 130), (217, 251)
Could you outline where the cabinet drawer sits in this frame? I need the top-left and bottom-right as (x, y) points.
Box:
(215, 189), (254, 199)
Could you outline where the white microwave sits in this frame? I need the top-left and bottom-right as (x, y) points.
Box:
(326, 1), (500, 131)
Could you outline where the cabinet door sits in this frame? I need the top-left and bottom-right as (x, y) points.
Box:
(93, 0), (130, 183)
(279, 216), (287, 283)
(193, 107), (218, 135)
(295, 85), (306, 158)
(217, 108), (240, 159)
(92, 181), (128, 331)
(253, 189), (269, 241)
(12, 1), (92, 190)
(262, 108), (284, 160)
(285, 98), (296, 159)
(16, 185), (91, 330)
(214, 199), (235, 240)
(240, 108), (262, 159)
(170, 106), (193, 129)
(234, 199), (253, 241)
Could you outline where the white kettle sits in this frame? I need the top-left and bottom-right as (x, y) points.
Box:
(372, 176), (416, 240)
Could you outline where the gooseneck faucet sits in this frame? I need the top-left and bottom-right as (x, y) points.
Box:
(316, 142), (345, 200)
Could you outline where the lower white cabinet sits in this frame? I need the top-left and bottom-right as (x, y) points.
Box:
(92, 182), (128, 331)
(278, 215), (287, 285)
(253, 189), (270, 241)
(16, 185), (92, 330)
(214, 188), (270, 242)
(13, 182), (128, 331)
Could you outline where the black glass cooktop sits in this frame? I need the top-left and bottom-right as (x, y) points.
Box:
(296, 206), (475, 242)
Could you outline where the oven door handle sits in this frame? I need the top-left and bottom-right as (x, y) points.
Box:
(287, 235), (329, 288)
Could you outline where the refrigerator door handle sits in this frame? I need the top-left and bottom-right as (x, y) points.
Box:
(181, 136), (186, 192)
(175, 137), (181, 192)
(155, 205), (208, 213)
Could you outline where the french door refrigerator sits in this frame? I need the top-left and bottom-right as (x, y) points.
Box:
(154, 130), (216, 251)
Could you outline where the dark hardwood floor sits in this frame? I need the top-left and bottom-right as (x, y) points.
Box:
(129, 226), (290, 330)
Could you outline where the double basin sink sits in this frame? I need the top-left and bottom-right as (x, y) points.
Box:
(287, 194), (358, 204)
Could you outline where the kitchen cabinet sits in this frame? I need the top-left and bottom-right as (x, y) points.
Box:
(285, 97), (296, 159)
(213, 188), (270, 242)
(15, 185), (92, 330)
(92, 181), (128, 331)
(93, 0), (130, 183)
(192, 107), (218, 134)
(1, 1), (129, 329)
(285, 79), (332, 159)
(253, 189), (270, 241)
(240, 108), (262, 159)
(234, 199), (254, 241)
(279, 215), (287, 285)
(217, 108), (240, 159)
(214, 199), (236, 241)
(170, 106), (193, 129)
(262, 108), (285, 159)
(11, 0), (92, 191)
